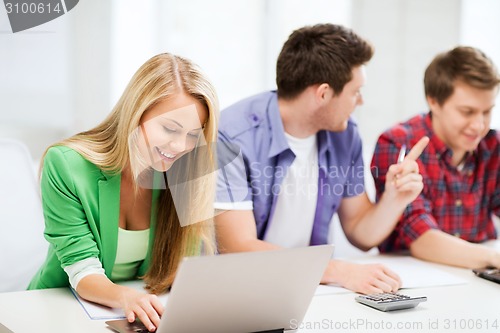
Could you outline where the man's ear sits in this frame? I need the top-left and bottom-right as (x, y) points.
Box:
(426, 95), (440, 112)
(315, 83), (331, 103)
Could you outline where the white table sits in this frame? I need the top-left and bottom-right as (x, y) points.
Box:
(0, 288), (107, 332)
(299, 261), (499, 333)
(1, 254), (498, 333)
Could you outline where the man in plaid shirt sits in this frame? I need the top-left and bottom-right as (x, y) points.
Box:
(371, 46), (500, 269)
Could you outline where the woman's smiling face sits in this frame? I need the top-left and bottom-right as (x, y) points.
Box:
(135, 93), (208, 173)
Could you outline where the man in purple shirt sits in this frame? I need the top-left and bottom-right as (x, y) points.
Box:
(215, 24), (428, 294)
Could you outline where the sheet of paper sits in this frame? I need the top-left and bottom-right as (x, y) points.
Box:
(71, 280), (169, 320)
(351, 255), (467, 289)
(315, 284), (352, 296)
(314, 256), (467, 296)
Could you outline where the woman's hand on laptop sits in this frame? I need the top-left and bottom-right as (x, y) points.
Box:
(323, 260), (401, 294)
(120, 288), (164, 332)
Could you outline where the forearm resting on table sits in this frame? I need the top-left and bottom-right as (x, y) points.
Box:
(322, 259), (402, 293)
(410, 229), (500, 268)
(322, 259), (353, 285)
(76, 274), (131, 308)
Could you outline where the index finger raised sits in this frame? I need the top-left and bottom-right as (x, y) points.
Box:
(404, 136), (429, 161)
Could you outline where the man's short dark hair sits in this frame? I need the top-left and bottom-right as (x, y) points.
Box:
(276, 23), (374, 99)
(424, 46), (500, 106)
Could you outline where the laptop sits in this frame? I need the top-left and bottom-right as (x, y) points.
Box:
(0, 323), (14, 333)
(473, 267), (500, 284)
(106, 245), (334, 333)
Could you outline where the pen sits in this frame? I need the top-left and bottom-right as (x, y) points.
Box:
(397, 144), (406, 163)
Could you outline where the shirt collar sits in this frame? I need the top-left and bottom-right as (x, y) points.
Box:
(424, 112), (448, 157)
(267, 92), (291, 158)
(317, 130), (333, 159)
(266, 92), (334, 162)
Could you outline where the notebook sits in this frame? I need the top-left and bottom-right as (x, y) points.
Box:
(473, 267), (500, 284)
(106, 245), (334, 333)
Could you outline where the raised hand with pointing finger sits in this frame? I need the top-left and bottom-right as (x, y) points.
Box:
(382, 136), (430, 206)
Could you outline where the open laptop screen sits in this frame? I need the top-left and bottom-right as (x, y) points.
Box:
(107, 245), (334, 333)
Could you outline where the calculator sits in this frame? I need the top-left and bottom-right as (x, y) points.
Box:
(355, 292), (427, 312)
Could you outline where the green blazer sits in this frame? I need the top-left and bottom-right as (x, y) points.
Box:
(28, 146), (158, 289)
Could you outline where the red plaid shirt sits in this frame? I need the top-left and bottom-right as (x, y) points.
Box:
(371, 112), (500, 252)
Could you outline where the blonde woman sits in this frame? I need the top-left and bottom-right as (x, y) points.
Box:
(28, 53), (219, 332)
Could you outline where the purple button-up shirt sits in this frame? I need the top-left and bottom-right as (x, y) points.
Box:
(216, 91), (365, 245)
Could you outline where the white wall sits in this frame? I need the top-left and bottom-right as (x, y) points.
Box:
(0, 2), (73, 159)
(1, 0), (500, 255)
(461, 0), (500, 128)
(107, 0), (351, 114)
(352, 0), (462, 161)
(3, 0), (500, 161)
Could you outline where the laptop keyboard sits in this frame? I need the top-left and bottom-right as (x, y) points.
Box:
(128, 322), (149, 333)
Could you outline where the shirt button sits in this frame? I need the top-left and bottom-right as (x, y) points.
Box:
(454, 232), (461, 237)
(455, 199), (462, 207)
(467, 170), (473, 176)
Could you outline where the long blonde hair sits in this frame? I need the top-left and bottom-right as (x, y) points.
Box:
(49, 53), (219, 293)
